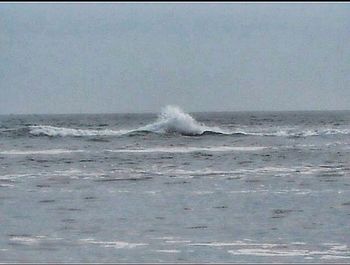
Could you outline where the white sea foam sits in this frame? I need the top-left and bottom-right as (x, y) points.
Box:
(9, 236), (41, 245)
(9, 235), (63, 245)
(138, 105), (227, 135)
(241, 128), (350, 137)
(152, 237), (177, 240)
(29, 125), (130, 137)
(105, 146), (266, 153)
(0, 169), (105, 180)
(0, 183), (14, 187)
(111, 164), (346, 180)
(188, 241), (284, 247)
(228, 248), (309, 257)
(160, 166), (308, 177)
(190, 240), (350, 260)
(28, 106), (228, 137)
(228, 247), (350, 259)
(2, 164), (343, 183)
(27, 106), (350, 138)
(154, 249), (181, 253)
(0, 149), (84, 155)
(0, 173), (35, 179)
(165, 240), (192, 244)
(79, 238), (147, 249)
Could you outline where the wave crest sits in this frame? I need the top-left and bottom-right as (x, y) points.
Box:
(26, 106), (350, 138)
(29, 125), (130, 137)
(29, 106), (228, 137)
(138, 105), (227, 136)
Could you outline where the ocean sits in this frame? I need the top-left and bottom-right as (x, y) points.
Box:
(1, 106), (350, 263)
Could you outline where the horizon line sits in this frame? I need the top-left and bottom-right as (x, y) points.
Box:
(1, 108), (350, 116)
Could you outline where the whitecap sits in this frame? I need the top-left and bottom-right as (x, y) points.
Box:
(105, 146), (266, 154)
(29, 125), (130, 137)
(79, 238), (147, 249)
(27, 106), (350, 138)
(137, 105), (228, 135)
(154, 250), (181, 253)
(28, 106), (229, 137)
(0, 149), (85, 155)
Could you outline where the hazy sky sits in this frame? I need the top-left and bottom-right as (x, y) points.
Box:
(1, 3), (350, 114)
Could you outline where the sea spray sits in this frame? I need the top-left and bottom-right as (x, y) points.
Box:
(29, 105), (227, 137)
(27, 106), (350, 137)
(137, 105), (227, 135)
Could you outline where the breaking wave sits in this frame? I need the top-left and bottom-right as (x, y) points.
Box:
(246, 128), (350, 137)
(136, 105), (228, 135)
(29, 106), (229, 137)
(13, 105), (350, 138)
(29, 126), (131, 137)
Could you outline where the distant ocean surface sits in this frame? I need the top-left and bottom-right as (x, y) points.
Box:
(1, 106), (350, 263)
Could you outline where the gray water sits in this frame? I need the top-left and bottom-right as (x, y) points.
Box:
(1, 107), (350, 263)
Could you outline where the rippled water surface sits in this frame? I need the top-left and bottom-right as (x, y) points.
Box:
(1, 108), (350, 262)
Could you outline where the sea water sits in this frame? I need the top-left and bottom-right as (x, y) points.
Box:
(1, 106), (350, 262)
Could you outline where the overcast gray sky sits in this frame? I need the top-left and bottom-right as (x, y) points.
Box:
(1, 3), (349, 114)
